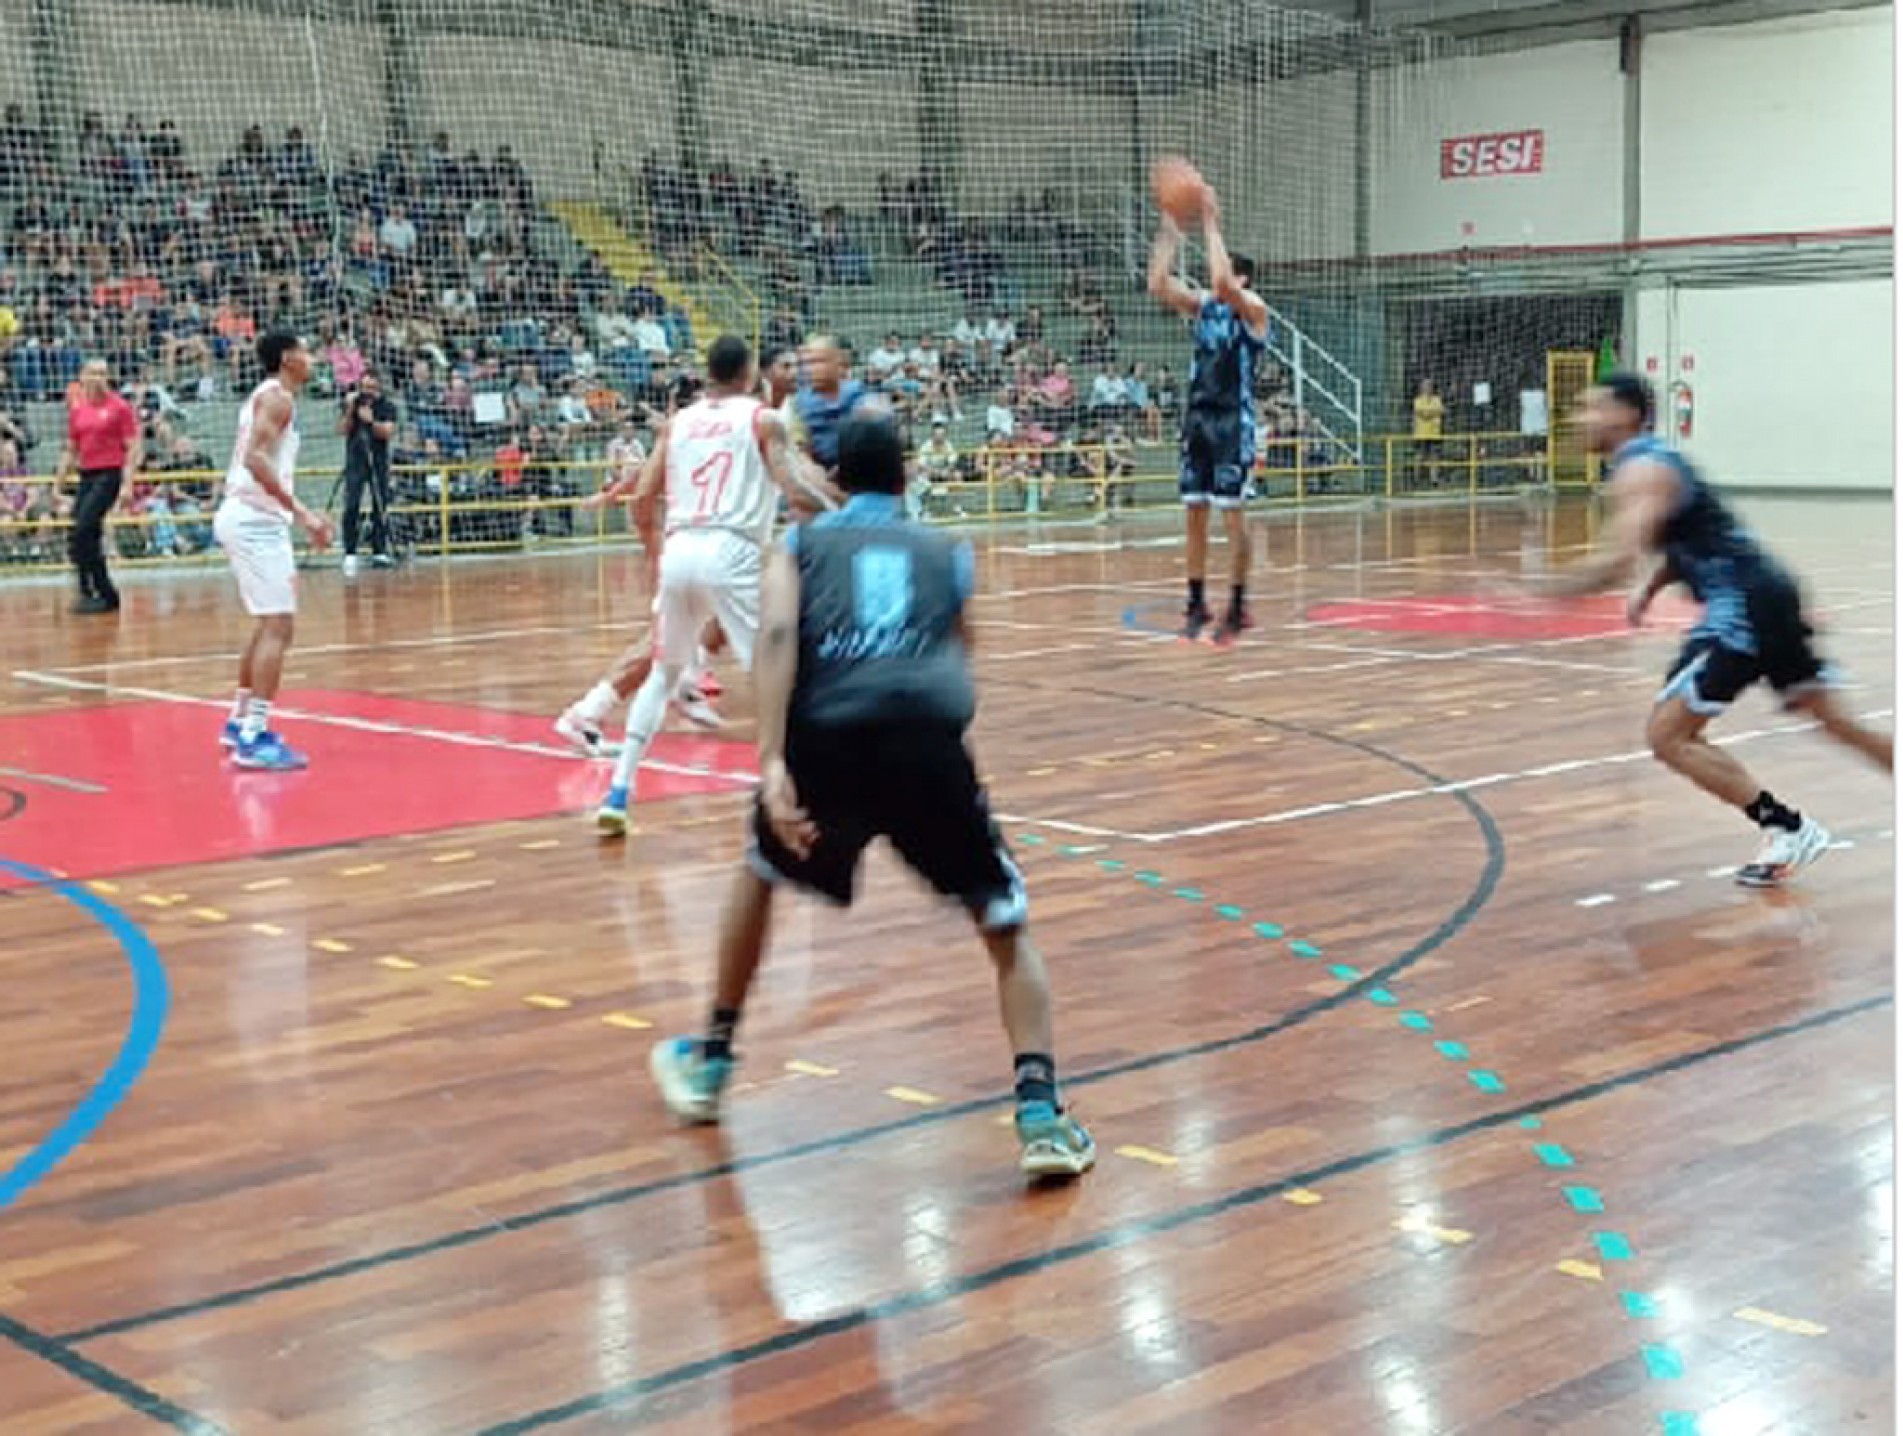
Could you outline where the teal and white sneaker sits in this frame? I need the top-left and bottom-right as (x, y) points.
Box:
(649, 1037), (734, 1124)
(1016, 1101), (1096, 1178)
(597, 785), (630, 837)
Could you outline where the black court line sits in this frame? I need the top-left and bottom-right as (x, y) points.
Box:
(477, 991), (1893, 1435)
(60, 707), (1504, 1345)
(0, 1311), (230, 1434)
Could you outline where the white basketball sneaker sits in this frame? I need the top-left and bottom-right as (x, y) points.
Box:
(1736, 817), (1831, 888)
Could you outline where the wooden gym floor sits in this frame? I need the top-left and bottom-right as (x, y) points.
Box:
(0, 494), (1892, 1435)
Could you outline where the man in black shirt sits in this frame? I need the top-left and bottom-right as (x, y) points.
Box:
(337, 368), (398, 574)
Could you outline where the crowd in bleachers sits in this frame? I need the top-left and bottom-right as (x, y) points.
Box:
(0, 108), (1346, 555)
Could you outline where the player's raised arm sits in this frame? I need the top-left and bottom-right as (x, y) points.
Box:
(1204, 210), (1268, 335)
(1147, 218), (1203, 319)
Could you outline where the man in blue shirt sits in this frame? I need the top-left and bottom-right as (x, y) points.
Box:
(1524, 373), (1891, 886)
(792, 334), (869, 476)
(647, 407), (1096, 1179)
(1149, 186), (1268, 644)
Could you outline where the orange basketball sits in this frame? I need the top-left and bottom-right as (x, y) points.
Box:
(1150, 155), (1209, 226)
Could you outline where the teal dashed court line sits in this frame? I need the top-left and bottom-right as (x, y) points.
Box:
(1014, 828), (1699, 1434)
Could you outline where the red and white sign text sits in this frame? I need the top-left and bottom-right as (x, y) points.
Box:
(1440, 130), (1545, 180)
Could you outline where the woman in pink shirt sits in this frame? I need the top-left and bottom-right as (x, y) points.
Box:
(58, 358), (142, 613)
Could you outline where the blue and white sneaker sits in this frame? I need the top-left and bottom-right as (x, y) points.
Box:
(596, 785), (630, 837)
(232, 731), (309, 771)
(649, 1037), (734, 1123)
(1015, 1101), (1096, 1178)
(220, 719), (243, 750)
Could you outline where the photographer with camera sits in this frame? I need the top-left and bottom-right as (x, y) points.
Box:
(336, 367), (399, 576)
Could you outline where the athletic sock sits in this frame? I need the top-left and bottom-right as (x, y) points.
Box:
(242, 696), (270, 742)
(1014, 1052), (1059, 1110)
(575, 680), (618, 725)
(1187, 578), (1206, 613)
(608, 666), (670, 796)
(1228, 584), (1246, 622)
(703, 1007), (741, 1061)
(1745, 791), (1803, 832)
(229, 687), (251, 724)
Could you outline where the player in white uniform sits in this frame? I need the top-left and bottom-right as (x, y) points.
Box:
(597, 336), (807, 835)
(214, 332), (333, 771)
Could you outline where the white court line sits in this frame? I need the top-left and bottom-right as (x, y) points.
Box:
(39, 618), (636, 676)
(11, 670), (754, 787)
(0, 764), (108, 795)
(982, 643), (1103, 663)
(1126, 710), (1892, 844)
(1576, 893), (1617, 908)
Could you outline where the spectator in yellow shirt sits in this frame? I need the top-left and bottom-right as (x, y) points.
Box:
(1412, 377), (1445, 485)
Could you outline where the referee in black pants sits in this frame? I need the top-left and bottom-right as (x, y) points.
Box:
(59, 358), (142, 614)
(337, 368), (398, 577)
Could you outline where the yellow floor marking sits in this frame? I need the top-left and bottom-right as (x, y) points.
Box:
(138, 894), (171, 909)
(1734, 1307), (1827, 1337)
(243, 877), (292, 892)
(784, 1059), (838, 1077)
(447, 973), (493, 989)
(1197, 741), (1220, 750)
(1145, 749), (1176, 759)
(88, 880), (120, 895)
(1581, 689), (1600, 698)
(431, 850), (477, 865)
(602, 1012), (652, 1030)
(1555, 1260), (1604, 1282)
(1253, 734), (1279, 743)
(377, 956), (420, 971)
(190, 908), (227, 922)
(519, 839), (562, 851)
(1283, 1189), (1324, 1206)
(1351, 719), (1381, 731)
(1443, 995), (1492, 1013)
(250, 922), (286, 937)
(418, 879), (497, 898)
(312, 938), (353, 954)
(995, 1113), (1017, 1127)
(1446, 709), (1470, 718)
(524, 994), (571, 1010)
(1394, 1213), (1473, 1245)
(340, 863), (387, 877)
(1026, 766), (1057, 777)
(1115, 1144), (1179, 1168)
(885, 1086), (940, 1106)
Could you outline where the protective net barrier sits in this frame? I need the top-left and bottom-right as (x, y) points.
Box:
(7, 0), (1868, 564)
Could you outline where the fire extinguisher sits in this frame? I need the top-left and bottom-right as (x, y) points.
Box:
(1670, 380), (1693, 442)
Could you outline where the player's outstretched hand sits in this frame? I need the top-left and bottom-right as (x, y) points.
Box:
(761, 758), (817, 859)
(1624, 582), (1654, 629)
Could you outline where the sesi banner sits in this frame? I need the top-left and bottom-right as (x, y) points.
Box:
(1440, 130), (1545, 180)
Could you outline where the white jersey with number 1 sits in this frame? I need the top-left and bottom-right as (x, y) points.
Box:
(664, 394), (775, 545)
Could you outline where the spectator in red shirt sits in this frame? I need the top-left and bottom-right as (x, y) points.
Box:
(58, 358), (141, 613)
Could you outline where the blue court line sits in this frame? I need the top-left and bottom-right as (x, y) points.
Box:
(0, 857), (169, 1211)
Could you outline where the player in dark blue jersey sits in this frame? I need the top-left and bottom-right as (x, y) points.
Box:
(1148, 190), (1268, 643)
(1526, 373), (1890, 886)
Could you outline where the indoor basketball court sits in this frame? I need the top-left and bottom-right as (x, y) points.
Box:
(0, 0), (1895, 1431)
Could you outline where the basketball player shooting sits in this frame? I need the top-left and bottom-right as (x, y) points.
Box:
(1147, 159), (1268, 644)
(1521, 372), (1892, 886)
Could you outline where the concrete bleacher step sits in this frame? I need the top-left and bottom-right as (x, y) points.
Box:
(548, 201), (716, 354)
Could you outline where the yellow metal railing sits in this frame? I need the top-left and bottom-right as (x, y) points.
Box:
(695, 245), (763, 354)
(0, 432), (1555, 571)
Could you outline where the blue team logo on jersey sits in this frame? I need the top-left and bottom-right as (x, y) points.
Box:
(853, 546), (913, 637)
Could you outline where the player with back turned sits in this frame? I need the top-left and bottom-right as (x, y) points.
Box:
(646, 404), (1096, 1179)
